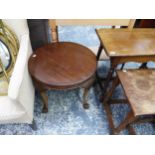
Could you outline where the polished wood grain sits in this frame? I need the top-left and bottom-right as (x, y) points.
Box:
(96, 29), (155, 57)
(28, 42), (96, 90)
(96, 28), (155, 100)
(117, 69), (155, 116)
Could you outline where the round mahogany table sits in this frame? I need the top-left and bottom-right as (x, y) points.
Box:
(28, 42), (97, 112)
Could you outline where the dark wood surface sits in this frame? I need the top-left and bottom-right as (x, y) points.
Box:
(138, 19), (155, 28)
(96, 28), (155, 57)
(117, 69), (155, 116)
(28, 42), (97, 90)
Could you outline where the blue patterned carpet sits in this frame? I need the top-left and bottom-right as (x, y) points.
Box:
(0, 61), (155, 135)
(0, 26), (155, 135)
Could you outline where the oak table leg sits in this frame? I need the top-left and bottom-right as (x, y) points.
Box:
(100, 66), (115, 101)
(96, 43), (103, 60)
(127, 124), (136, 135)
(102, 77), (119, 134)
(114, 111), (136, 134)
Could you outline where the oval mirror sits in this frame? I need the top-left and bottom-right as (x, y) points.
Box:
(0, 40), (11, 73)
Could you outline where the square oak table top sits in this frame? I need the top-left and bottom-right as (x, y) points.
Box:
(96, 28), (155, 57)
(117, 69), (155, 116)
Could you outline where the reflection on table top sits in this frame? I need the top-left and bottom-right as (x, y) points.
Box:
(96, 28), (155, 57)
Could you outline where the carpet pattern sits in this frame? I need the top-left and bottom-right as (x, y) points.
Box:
(0, 61), (154, 135)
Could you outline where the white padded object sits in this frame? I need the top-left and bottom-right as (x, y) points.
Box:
(8, 35), (30, 100)
(0, 19), (35, 124)
(0, 96), (25, 122)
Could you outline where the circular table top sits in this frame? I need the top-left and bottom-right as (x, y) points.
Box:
(28, 42), (97, 89)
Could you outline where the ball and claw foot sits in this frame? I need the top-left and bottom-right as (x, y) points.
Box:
(42, 107), (48, 113)
(83, 102), (89, 109)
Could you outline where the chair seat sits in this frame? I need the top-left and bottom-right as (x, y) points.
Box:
(0, 96), (26, 122)
(0, 79), (8, 95)
(117, 69), (155, 116)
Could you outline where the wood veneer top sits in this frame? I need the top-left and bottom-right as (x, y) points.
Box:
(28, 42), (96, 89)
(117, 69), (155, 116)
(96, 28), (155, 57)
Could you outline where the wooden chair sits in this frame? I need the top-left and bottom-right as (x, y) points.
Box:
(49, 19), (136, 60)
(103, 69), (155, 134)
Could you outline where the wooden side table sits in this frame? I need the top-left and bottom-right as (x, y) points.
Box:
(28, 42), (97, 112)
(96, 29), (155, 99)
(103, 69), (155, 134)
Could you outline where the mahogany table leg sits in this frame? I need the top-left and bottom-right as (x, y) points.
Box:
(80, 75), (96, 109)
(33, 80), (49, 113)
(83, 85), (91, 109)
(40, 91), (48, 113)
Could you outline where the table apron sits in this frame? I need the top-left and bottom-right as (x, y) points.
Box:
(110, 56), (155, 66)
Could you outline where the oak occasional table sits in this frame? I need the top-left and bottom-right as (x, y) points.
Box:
(28, 42), (97, 113)
(103, 69), (155, 134)
(96, 28), (155, 99)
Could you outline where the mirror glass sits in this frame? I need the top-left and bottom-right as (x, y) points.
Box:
(0, 40), (11, 72)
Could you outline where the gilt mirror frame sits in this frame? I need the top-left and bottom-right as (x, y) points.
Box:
(0, 20), (19, 82)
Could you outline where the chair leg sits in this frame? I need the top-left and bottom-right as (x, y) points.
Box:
(29, 119), (37, 131)
(114, 111), (136, 134)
